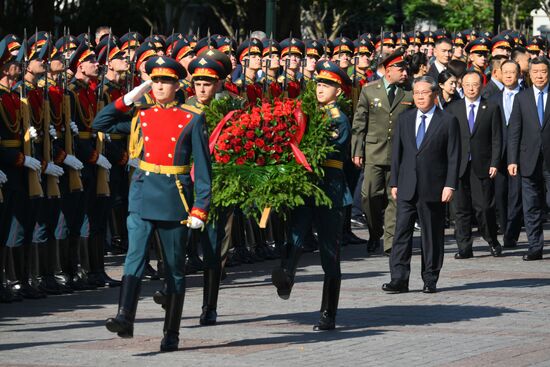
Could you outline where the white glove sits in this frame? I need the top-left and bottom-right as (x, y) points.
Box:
(63, 154), (84, 170)
(127, 158), (139, 168)
(23, 156), (42, 171)
(70, 121), (79, 135)
(49, 125), (58, 139)
(44, 162), (64, 177)
(187, 216), (205, 230)
(0, 170), (7, 184)
(96, 154), (112, 169)
(29, 126), (38, 140)
(123, 80), (153, 106)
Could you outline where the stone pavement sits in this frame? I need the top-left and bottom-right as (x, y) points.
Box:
(1, 226), (550, 367)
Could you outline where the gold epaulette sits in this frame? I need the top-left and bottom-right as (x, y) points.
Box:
(277, 75), (285, 84)
(235, 79), (243, 87)
(133, 102), (155, 109)
(330, 107), (341, 119)
(181, 104), (203, 115)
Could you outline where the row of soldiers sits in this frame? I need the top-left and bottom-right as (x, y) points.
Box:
(0, 26), (542, 305)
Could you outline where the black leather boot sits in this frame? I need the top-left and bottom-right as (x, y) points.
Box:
(9, 246), (45, 299)
(313, 276), (341, 331)
(0, 246), (17, 303)
(105, 275), (141, 338)
(160, 293), (185, 352)
(186, 231), (204, 274)
(66, 236), (94, 291)
(78, 237), (99, 287)
(199, 268), (221, 326)
(92, 235), (121, 287)
(109, 205), (128, 253)
(271, 246), (302, 300)
(51, 239), (73, 293)
(36, 243), (63, 295)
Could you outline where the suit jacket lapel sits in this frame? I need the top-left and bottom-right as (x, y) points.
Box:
(543, 91), (550, 128)
(527, 87), (539, 128)
(472, 100), (487, 135)
(418, 109), (443, 153)
(409, 109), (417, 150)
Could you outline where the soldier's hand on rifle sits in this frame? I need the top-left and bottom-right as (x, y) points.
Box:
(29, 126), (38, 140)
(187, 216), (205, 231)
(96, 154), (112, 170)
(44, 162), (64, 177)
(23, 156), (41, 171)
(49, 125), (58, 139)
(123, 80), (153, 106)
(127, 158), (139, 168)
(352, 156), (363, 167)
(0, 170), (7, 184)
(70, 121), (79, 135)
(63, 154), (84, 170)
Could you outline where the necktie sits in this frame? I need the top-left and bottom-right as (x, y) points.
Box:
(468, 103), (475, 132)
(416, 114), (426, 148)
(538, 90), (544, 126)
(505, 92), (513, 125)
(388, 84), (396, 105)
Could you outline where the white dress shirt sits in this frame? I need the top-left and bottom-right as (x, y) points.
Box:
(464, 96), (481, 123)
(502, 85), (520, 125)
(416, 105), (437, 136)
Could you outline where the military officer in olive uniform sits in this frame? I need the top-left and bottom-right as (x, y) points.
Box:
(94, 56), (212, 352)
(272, 60), (352, 331)
(351, 50), (414, 255)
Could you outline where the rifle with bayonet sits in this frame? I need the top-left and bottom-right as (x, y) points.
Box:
(43, 35), (61, 198)
(62, 27), (83, 192)
(263, 34), (273, 97)
(95, 29), (111, 197)
(21, 28), (44, 198)
(240, 32), (251, 98)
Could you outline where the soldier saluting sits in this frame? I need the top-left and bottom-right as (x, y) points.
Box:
(93, 55), (211, 352)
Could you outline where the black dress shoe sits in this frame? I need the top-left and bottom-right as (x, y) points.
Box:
(160, 332), (179, 352)
(503, 239), (517, 248)
(382, 281), (408, 293)
(344, 231), (368, 245)
(350, 216), (368, 229)
(523, 253), (543, 261)
(422, 283), (437, 293)
(490, 243), (503, 257)
(313, 310), (335, 331)
(383, 248), (391, 257)
(454, 252), (473, 260)
(143, 263), (160, 280)
(199, 307), (217, 326)
(271, 266), (293, 300)
(366, 238), (381, 253)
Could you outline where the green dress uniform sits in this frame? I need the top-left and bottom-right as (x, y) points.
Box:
(272, 60), (352, 331)
(97, 56), (211, 352)
(351, 50), (413, 253)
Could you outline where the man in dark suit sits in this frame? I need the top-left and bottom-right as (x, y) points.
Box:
(489, 60), (523, 248)
(508, 57), (550, 261)
(426, 38), (453, 82)
(382, 75), (460, 294)
(481, 55), (507, 99)
(446, 70), (503, 258)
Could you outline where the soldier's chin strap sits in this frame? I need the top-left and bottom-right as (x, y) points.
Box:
(174, 176), (190, 225)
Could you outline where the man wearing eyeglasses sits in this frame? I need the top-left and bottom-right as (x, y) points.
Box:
(382, 76), (459, 294)
(351, 50), (414, 256)
(446, 70), (503, 259)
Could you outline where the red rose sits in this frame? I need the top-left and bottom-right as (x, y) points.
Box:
(230, 138), (242, 146)
(274, 145), (283, 153)
(256, 156), (266, 166)
(235, 157), (246, 165)
(245, 130), (255, 140)
(246, 150), (255, 159)
(272, 154), (280, 162)
(218, 154), (230, 164)
(244, 141), (254, 150)
(234, 145), (242, 153)
(255, 138), (265, 148)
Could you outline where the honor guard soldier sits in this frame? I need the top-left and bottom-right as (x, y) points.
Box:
(465, 37), (490, 86)
(452, 31), (468, 62)
(332, 36), (354, 70)
(96, 55), (211, 352)
(96, 35), (131, 262)
(303, 39), (323, 85)
(144, 35), (166, 55)
(0, 39), (34, 301)
(351, 50), (414, 255)
(408, 30), (425, 55)
(317, 38), (333, 61)
(375, 31), (397, 54)
(260, 38), (283, 98)
(65, 42), (114, 288)
(120, 31), (143, 61)
(422, 31), (436, 57)
(526, 36), (546, 58)
(278, 37), (304, 98)
(235, 38), (263, 103)
(169, 38), (195, 100)
(271, 60), (352, 331)
(351, 37), (375, 87)
(215, 36), (239, 95)
(491, 33), (514, 58)
(133, 41), (157, 90)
